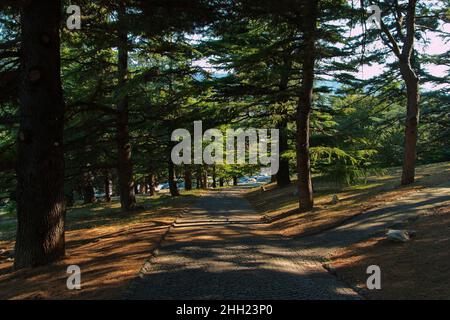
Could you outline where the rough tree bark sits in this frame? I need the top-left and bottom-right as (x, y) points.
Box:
(296, 0), (318, 212)
(14, 0), (66, 269)
(148, 173), (156, 196)
(400, 65), (419, 185)
(116, 2), (136, 210)
(380, 0), (419, 185)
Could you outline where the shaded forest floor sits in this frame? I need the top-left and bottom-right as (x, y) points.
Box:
(327, 202), (450, 299)
(246, 161), (450, 299)
(0, 192), (201, 299)
(246, 162), (450, 237)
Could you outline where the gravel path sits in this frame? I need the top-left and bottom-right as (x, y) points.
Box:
(127, 189), (359, 300)
(127, 182), (449, 299)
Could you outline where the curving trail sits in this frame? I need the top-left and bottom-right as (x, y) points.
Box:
(127, 188), (359, 300)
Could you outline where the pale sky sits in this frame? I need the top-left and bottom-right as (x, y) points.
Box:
(352, 23), (449, 91)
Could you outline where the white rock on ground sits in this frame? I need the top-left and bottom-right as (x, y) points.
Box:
(386, 229), (411, 242)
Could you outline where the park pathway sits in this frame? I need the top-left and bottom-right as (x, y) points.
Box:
(127, 188), (359, 300)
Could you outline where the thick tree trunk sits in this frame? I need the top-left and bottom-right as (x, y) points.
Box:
(116, 2), (136, 211)
(400, 65), (420, 185)
(168, 160), (180, 196)
(184, 168), (192, 191)
(380, 0), (419, 185)
(148, 173), (156, 196)
(277, 118), (291, 187)
(296, 0), (317, 212)
(14, 0), (66, 269)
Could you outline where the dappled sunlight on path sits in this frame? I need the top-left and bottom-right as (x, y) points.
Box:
(127, 188), (359, 300)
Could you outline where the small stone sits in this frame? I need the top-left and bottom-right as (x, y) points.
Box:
(386, 229), (410, 242)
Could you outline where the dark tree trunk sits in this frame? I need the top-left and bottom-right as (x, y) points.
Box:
(82, 186), (95, 204)
(140, 182), (146, 194)
(277, 118), (291, 187)
(14, 0), (66, 269)
(233, 176), (238, 186)
(379, 0), (419, 185)
(168, 160), (180, 196)
(196, 168), (202, 189)
(116, 2), (136, 211)
(202, 170), (208, 189)
(219, 177), (224, 187)
(82, 171), (96, 204)
(144, 181), (149, 194)
(400, 67), (419, 185)
(399, 1), (419, 185)
(104, 170), (111, 202)
(148, 173), (156, 196)
(212, 165), (217, 188)
(184, 168), (192, 191)
(296, 0), (317, 212)
(112, 171), (119, 196)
